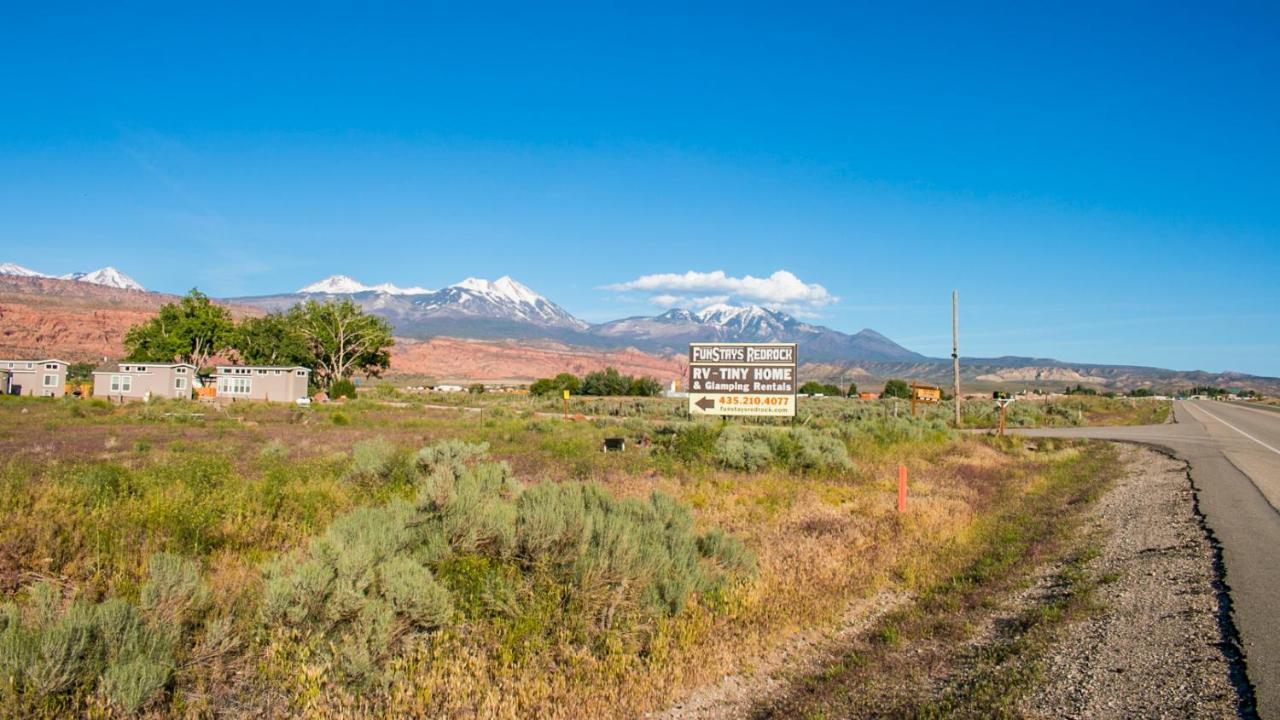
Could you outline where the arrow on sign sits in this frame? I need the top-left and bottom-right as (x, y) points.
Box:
(695, 397), (716, 411)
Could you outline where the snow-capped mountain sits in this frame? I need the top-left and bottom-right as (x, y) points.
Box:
(0, 262), (144, 290)
(239, 275), (589, 338)
(0, 263), (50, 278)
(590, 303), (924, 362)
(298, 275), (433, 295)
(59, 267), (146, 291)
(427, 276), (589, 330)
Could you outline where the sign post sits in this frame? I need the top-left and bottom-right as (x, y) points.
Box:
(993, 393), (1014, 436)
(562, 389), (570, 420)
(688, 343), (797, 418)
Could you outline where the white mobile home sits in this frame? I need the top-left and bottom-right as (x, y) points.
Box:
(92, 362), (196, 402)
(214, 365), (310, 403)
(0, 359), (69, 397)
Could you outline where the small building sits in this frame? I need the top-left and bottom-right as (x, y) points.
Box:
(858, 392), (881, 401)
(213, 365), (310, 403)
(92, 362), (196, 402)
(0, 359), (69, 397)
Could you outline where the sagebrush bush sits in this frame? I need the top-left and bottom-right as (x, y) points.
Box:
(414, 439), (490, 477)
(260, 499), (454, 685)
(712, 425), (852, 473)
(346, 437), (413, 486)
(713, 425), (773, 471)
(260, 439), (755, 686)
(656, 422), (721, 463)
(0, 554), (207, 715)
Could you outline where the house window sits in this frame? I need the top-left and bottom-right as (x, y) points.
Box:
(175, 377), (187, 390)
(218, 376), (252, 394)
(25, 363), (33, 369)
(273, 370), (282, 375)
(176, 367), (187, 374)
(296, 370), (306, 377)
(43, 374), (56, 387)
(45, 363), (59, 370)
(110, 375), (132, 393)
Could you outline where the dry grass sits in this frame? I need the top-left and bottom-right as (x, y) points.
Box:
(0, 396), (1111, 718)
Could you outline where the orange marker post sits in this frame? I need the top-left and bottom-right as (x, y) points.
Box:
(897, 464), (908, 513)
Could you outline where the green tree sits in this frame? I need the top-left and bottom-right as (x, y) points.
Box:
(229, 313), (313, 367)
(468, 383), (486, 394)
(552, 372), (582, 394)
(288, 299), (394, 390)
(529, 372), (583, 396)
(628, 376), (663, 397)
(799, 381), (842, 396)
(1128, 387), (1154, 397)
(67, 362), (97, 383)
(581, 367), (630, 396)
(846, 382), (858, 397)
(124, 289), (233, 368)
(881, 379), (911, 399)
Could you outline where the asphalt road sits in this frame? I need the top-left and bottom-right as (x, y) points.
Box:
(1018, 400), (1280, 718)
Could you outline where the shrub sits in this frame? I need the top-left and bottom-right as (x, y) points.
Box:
(259, 500), (454, 685)
(658, 422), (721, 463)
(330, 379), (358, 400)
(712, 425), (852, 473)
(260, 441), (755, 686)
(713, 425), (773, 472)
(347, 437), (398, 482)
(330, 411), (350, 426)
(0, 553), (207, 714)
(258, 439), (289, 461)
(414, 439), (490, 477)
(140, 553), (209, 633)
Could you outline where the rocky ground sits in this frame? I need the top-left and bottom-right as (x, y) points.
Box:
(1023, 444), (1243, 718)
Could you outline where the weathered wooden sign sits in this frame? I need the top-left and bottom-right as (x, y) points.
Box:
(911, 383), (941, 403)
(688, 343), (797, 417)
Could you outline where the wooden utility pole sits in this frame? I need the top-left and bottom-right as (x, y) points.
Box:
(952, 290), (961, 427)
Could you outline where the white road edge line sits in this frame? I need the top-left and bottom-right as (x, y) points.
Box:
(1191, 402), (1280, 456)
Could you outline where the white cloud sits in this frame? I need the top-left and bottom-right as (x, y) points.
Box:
(649, 293), (732, 308)
(607, 270), (836, 312)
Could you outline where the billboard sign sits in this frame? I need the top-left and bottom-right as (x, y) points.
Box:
(688, 342), (797, 417)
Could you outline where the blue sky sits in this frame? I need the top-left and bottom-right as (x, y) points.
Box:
(2, 3), (1278, 375)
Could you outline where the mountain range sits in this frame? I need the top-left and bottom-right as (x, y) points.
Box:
(3, 264), (1277, 392)
(0, 263), (144, 291)
(228, 274), (919, 362)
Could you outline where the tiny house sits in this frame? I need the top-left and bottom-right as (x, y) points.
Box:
(213, 366), (310, 403)
(0, 359), (69, 397)
(92, 362), (196, 402)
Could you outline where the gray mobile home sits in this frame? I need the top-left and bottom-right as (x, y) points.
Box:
(214, 365), (310, 403)
(92, 362), (196, 402)
(0, 359), (69, 397)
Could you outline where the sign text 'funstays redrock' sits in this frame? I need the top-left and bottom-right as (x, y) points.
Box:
(688, 342), (797, 417)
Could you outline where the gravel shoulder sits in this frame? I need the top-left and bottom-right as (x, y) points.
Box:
(1023, 444), (1243, 718)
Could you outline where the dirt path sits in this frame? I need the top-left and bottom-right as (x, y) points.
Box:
(650, 589), (909, 720)
(1023, 444), (1243, 718)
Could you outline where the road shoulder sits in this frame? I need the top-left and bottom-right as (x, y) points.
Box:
(1023, 444), (1244, 718)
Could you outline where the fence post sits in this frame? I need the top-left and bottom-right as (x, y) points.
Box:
(897, 464), (907, 513)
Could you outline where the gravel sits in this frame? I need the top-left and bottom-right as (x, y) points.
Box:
(1023, 444), (1242, 719)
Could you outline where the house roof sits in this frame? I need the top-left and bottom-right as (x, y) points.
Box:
(0, 358), (69, 366)
(214, 365), (310, 371)
(92, 362), (198, 374)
